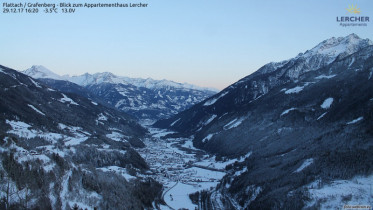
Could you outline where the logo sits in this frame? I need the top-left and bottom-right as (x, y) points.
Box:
(336, 4), (369, 27)
(346, 4), (361, 14)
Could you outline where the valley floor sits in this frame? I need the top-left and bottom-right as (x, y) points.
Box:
(137, 126), (238, 210)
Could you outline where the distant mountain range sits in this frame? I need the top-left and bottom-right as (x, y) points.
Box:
(154, 34), (373, 209)
(23, 66), (217, 121)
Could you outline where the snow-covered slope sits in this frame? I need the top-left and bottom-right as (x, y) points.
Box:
(0, 65), (162, 209)
(154, 34), (373, 209)
(23, 67), (217, 121)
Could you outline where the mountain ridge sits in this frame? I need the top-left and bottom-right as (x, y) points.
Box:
(23, 66), (217, 121)
(154, 33), (373, 133)
(153, 34), (373, 209)
(23, 66), (219, 92)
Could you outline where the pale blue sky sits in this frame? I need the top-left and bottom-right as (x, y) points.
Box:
(1, 0), (372, 89)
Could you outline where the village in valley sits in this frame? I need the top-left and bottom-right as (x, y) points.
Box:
(136, 127), (237, 209)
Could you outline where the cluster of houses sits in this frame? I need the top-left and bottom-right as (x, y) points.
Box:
(137, 137), (218, 185)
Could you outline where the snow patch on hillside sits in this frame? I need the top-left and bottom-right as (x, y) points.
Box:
(281, 108), (296, 117)
(285, 86), (305, 94)
(97, 113), (108, 121)
(97, 166), (136, 181)
(348, 57), (355, 67)
(234, 167), (248, 177)
(294, 158), (314, 173)
(64, 136), (88, 146)
(59, 93), (79, 105)
(7, 121), (66, 145)
(223, 117), (245, 130)
(204, 115), (217, 125)
(202, 133), (215, 143)
(243, 185), (262, 209)
(346, 117), (363, 125)
(56, 124), (91, 145)
(203, 92), (228, 106)
(59, 124), (90, 136)
(321, 98), (334, 109)
(106, 132), (127, 142)
(29, 78), (42, 88)
(58, 123), (68, 130)
(60, 170), (72, 210)
(6, 119), (91, 147)
(317, 112), (327, 120)
(6, 120), (37, 139)
(195, 152), (251, 171)
(28, 104), (45, 116)
(315, 74), (336, 79)
(170, 118), (180, 127)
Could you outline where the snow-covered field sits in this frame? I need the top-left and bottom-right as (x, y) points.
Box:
(306, 174), (373, 209)
(97, 166), (136, 181)
(163, 182), (218, 210)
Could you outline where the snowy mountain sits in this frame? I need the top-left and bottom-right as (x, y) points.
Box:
(156, 33), (372, 134)
(0, 65), (162, 209)
(154, 34), (373, 209)
(23, 65), (65, 80)
(254, 33), (372, 77)
(65, 71), (218, 92)
(23, 67), (217, 121)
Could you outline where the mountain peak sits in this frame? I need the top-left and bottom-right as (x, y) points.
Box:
(257, 34), (372, 76)
(347, 33), (359, 39)
(306, 33), (371, 57)
(28, 65), (52, 73)
(93, 72), (116, 78)
(23, 65), (63, 80)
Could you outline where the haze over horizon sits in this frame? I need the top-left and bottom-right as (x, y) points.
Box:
(1, 0), (372, 90)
